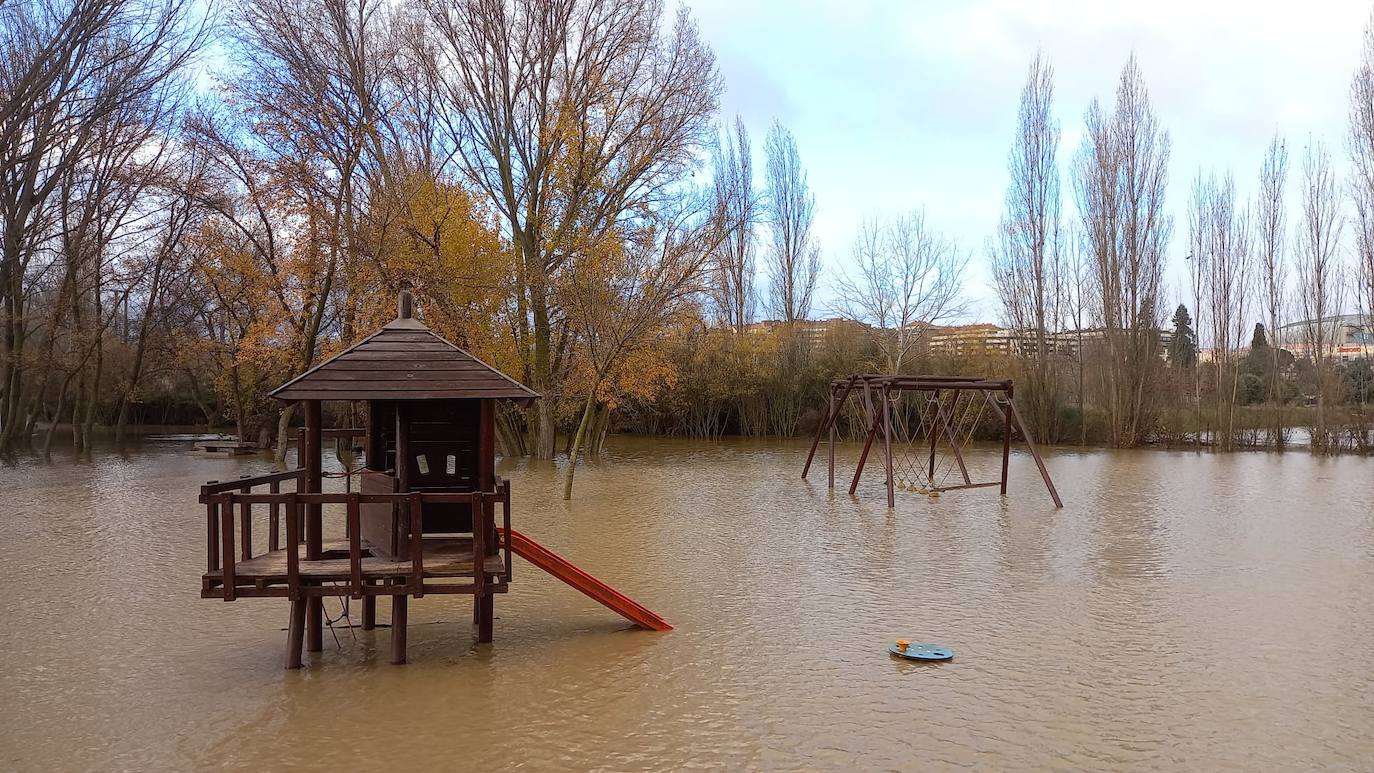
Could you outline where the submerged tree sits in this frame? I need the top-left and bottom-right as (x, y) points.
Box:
(1257, 134), (1289, 445)
(1295, 140), (1345, 453)
(561, 197), (723, 499)
(1190, 169), (1252, 449)
(1072, 56), (1172, 447)
(0, 0), (206, 453)
(992, 51), (1063, 442)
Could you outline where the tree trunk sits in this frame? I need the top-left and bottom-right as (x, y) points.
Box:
(562, 389), (598, 501)
(275, 404), (295, 461)
(531, 284), (556, 460)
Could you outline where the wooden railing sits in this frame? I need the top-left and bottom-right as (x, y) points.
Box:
(200, 469), (308, 573)
(202, 477), (512, 602)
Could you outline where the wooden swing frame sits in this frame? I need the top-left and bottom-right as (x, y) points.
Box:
(801, 375), (1063, 508)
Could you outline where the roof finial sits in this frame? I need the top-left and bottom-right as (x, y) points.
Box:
(398, 289), (414, 320)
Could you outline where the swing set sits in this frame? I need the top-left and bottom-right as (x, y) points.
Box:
(801, 375), (1062, 508)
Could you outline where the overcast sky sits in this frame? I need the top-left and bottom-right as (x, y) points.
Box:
(682, 0), (1374, 322)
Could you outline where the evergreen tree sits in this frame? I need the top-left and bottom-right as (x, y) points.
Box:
(1250, 322), (1269, 351)
(1168, 303), (1198, 368)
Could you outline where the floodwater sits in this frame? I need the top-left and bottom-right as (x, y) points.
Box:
(2, 437), (1374, 771)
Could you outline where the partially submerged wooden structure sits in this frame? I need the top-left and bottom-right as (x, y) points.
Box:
(802, 375), (1062, 508)
(199, 292), (537, 667)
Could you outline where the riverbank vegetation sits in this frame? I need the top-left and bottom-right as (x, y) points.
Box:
(7, 0), (1374, 476)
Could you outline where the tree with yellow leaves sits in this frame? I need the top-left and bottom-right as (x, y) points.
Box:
(560, 199), (723, 499)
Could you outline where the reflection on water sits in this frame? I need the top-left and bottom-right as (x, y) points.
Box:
(2, 438), (1373, 770)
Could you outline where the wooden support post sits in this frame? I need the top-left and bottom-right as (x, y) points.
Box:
(390, 591), (408, 665)
(928, 390), (939, 482)
(1000, 387), (1013, 496)
(882, 386), (895, 509)
(286, 600), (306, 669)
(1007, 396), (1064, 508)
(848, 406), (884, 495)
(478, 593), (494, 643)
(362, 584), (376, 630)
(304, 399), (323, 653)
(347, 493), (363, 599)
(802, 377), (855, 480)
(826, 385), (836, 490)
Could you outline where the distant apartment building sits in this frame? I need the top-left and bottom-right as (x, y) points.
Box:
(921, 323), (1173, 360)
(745, 317), (871, 348)
(744, 318), (1175, 361)
(922, 323), (1020, 356)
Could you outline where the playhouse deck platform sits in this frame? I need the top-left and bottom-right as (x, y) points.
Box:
(201, 537), (508, 598)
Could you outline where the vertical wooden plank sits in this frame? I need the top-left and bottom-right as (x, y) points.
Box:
(219, 495), (236, 601)
(284, 493), (300, 598)
(409, 492), (423, 597)
(239, 496), (252, 562)
(284, 492), (303, 669)
(304, 399), (323, 654)
(471, 491), (486, 592)
(395, 403), (410, 559)
(501, 479), (512, 581)
(269, 480), (280, 552)
(479, 398), (497, 575)
(348, 492), (363, 599)
(206, 499), (219, 573)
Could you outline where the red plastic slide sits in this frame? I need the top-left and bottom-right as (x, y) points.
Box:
(497, 528), (673, 631)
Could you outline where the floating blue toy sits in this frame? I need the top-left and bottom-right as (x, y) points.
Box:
(888, 640), (953, 661)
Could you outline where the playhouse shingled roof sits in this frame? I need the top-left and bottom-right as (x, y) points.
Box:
(270, 316), (539, 404)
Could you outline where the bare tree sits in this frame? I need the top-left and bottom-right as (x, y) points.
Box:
(1190, 169), (1252, 449)
(1351, 14), (1374, 417)
(762, 119), (819, 324)
(991, 50), (1062, 441)
(1072, 56), (1171, 447)
(1296, 139), (1345, 453)
(708, 115), (756, 333)
(418, 0), (721, 459)
(1256, 134), (1288, 446)
(0, 0), (205, 452)
(833, 211), (966, 374)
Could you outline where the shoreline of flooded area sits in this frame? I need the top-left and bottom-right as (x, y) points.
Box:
(3, 437), (1373, 770)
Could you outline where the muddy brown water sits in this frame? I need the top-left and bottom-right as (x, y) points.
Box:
(2, 437), (1373, 771)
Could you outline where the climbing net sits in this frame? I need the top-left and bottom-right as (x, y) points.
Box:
(879, 387), (998, 493)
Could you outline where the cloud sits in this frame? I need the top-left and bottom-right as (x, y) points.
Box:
(683, 0), (1374, 320)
